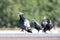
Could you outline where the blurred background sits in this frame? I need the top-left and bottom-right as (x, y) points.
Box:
(0, 0), (60, 28)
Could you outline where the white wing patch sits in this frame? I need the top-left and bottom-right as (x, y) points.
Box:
(24, 19), (30, 28)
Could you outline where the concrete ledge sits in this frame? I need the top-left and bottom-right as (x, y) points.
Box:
(0, 33), (60, 37)
(0, 30), (60, 38)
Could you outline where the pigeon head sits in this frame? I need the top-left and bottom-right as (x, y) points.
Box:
(18, 12), (24, 16)
(43, 16), (46, 20)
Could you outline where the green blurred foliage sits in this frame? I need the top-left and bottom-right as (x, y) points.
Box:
(0, 0), (60, 27)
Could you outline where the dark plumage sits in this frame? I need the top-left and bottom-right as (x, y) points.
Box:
(41, 20), (47, 28)
(18, 13), (26, 30)
(30, 21), (42, 32)
(43, 19), (53, 32)
(18, 12), (32, 33)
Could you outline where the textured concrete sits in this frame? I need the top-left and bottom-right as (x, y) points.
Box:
(0, 36), (60, 40)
